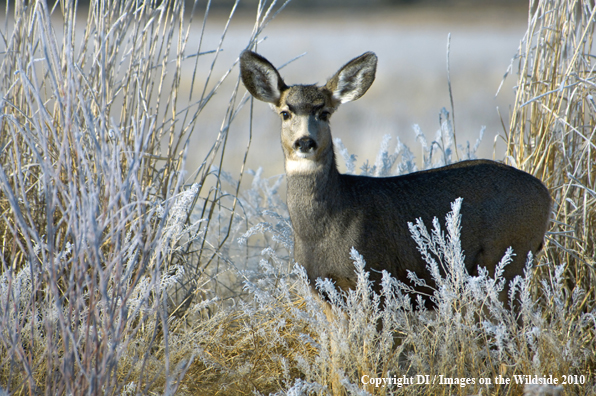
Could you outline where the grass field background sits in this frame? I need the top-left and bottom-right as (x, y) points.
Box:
(184, 4), (528, 176)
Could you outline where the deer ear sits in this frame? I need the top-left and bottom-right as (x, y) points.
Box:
(326, 52), (377, 104)
(240, 50), (288, 105)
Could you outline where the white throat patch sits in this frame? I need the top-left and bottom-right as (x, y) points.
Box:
(285, 158), (321, 175)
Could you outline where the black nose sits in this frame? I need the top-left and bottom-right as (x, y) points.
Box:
(294, 137), (317, 153)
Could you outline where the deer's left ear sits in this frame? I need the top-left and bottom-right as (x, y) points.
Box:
(325, 51), (377, 104)
(240, 50), (288, 105)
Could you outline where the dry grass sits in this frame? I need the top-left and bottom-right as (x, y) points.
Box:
(0, 0), (289, 394)
(505, 0), (596, 310)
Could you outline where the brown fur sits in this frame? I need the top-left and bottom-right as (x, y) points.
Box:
(240, 50), (551, 304)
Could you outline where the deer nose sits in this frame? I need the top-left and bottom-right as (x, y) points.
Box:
(294, 137), (317, 153)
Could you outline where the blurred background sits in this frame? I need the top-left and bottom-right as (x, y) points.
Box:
(181, 0), (528, 180)
(4, 0), (529, 180)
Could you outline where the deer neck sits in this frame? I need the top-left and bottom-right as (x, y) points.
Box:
(285, 148), (341, 239)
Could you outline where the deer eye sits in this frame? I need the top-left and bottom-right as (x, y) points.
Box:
(280, 111), (291, 121)
(319, 111), (331, 121)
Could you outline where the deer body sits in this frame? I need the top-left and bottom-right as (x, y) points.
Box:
(240, 50), (551, 297)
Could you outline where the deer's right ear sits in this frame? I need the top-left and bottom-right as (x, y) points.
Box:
(240, 50), (287, 105)
(326, 51), (377, 104)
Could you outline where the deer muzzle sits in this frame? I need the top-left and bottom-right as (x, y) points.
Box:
(294, 137), (317, 155)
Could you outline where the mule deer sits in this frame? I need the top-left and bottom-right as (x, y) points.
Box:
(239, 50), (551, 304)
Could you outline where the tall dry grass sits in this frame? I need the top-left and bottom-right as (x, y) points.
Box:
(505, 0), (596, 313)
(0, 0), (290, 394)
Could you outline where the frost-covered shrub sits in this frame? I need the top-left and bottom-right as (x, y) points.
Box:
(238, 195), (595, 395)
(336, 108), (485, 178)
